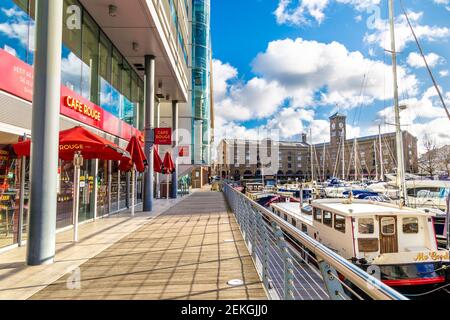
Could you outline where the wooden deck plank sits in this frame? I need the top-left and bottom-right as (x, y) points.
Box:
(30, 191), (267, 300)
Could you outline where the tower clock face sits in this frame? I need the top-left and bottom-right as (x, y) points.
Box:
(339, 122), (344, 129)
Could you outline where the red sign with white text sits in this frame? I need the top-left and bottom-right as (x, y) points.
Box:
(0, 49), (143, 142)
(154, 128), (172, 145)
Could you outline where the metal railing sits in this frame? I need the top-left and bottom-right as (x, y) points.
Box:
(223, 184), (408, 300)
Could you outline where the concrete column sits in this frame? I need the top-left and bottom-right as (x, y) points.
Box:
(143, 55), (155, 211)
(171, 101), (178, 199)
(26, 0), (63, 266)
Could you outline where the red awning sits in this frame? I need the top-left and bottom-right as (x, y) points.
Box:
(13, 126), (130, 161)
(162, 151), (175, 174)
(154, 146), (163, 173)
(119, 136), (148, 172)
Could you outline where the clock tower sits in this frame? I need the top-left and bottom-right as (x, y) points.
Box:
(330, 112), (346, 147)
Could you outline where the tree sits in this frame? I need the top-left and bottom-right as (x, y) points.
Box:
(440, 146), (450, 176)
(419, 135), (439, 176)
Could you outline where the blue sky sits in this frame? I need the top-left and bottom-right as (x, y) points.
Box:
(211, 0), (450, 152)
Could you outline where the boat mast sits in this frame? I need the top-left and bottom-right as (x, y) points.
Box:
(341, 132), (345, 181)
(310, 127), (314, 182)
(374, 140), (379, 181)
(353, 138), (357, 182)
(389, 0), (408, 205)
(322, 142), (326, 181)
(379, 124), (384, 181)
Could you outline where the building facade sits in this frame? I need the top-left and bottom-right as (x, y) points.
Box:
(0, 0), (212, 251)
(215, 113), (418, 182)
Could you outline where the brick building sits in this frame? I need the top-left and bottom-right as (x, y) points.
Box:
(215, 113), (419, 181)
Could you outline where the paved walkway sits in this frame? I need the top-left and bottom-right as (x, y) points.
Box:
(0, 196), (184, 300)
(29, 191), (266, 300)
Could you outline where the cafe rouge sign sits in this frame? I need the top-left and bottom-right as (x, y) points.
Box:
(154, 128), (172, 145)
(64, 96), (102, 121)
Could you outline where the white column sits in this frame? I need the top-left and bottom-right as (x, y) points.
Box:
(27, 0), (63, 266)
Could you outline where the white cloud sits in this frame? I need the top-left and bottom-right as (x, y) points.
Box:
(252, 38), (418, 109)
(212, 59), (238, 102)
(407, 52), (443, 68)
(274, 0), (380, 26)
(364, 11), (450, 52)
(372, 88), (450, 153)
(440, 70), (449, 77)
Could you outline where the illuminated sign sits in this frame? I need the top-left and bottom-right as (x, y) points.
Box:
(64, 96), (101, 121)
(154, 128), (172, 145)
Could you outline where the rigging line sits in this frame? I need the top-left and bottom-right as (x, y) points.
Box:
(399, 0), (450, 122)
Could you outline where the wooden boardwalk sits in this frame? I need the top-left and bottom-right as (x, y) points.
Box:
(30, 191), (267, 300)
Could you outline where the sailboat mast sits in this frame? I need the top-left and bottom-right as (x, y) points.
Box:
(310, 127), (314, 182)
(374, 140), (379, 181)
(353, 138), (357, 181)
(341, 132), (345, 180)
(379, 124), (384, 181)
(322, 143), (326, 181)
(389, 0), (408, 204)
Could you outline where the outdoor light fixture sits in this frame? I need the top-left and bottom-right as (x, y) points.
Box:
(132, 42), (139, 52)
(399, 104), (407, 111)
(109, 4), (118, 17)
(156, 81), (165, 99)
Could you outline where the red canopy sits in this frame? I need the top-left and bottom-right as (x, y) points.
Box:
(119, 136), (148, 173)
(162, 151), (175, 174)
(13, 126), (130, 161)
(154, 146), (163, 173)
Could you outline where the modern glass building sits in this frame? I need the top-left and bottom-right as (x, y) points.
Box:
(191, 0), (212, 165)
(0, 0), (208, 251)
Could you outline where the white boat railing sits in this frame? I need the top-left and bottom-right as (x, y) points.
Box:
(223, 183), (408, 300)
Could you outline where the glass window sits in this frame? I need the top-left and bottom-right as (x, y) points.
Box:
(62, 0), (82, 57)
(0, 0), (34, 64)
(381, 217), (396, 236)
(301, 224), (308, 233)
(81, 14), (99, 101)
(98, 33), (111, 82)
(313, 208), (322, 222)
(323, 211), (332, 227)
(291, 219), (296, 227)
(334, 214), (346, 233)
(111, 48), (122, 91)
(121, 61), (131, 99)
(403, 217), (419, 234)
(358, 218), (374, 234)
(61, 0), (82, 94)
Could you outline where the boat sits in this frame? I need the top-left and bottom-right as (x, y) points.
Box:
(270, 198), (450, 295)
(405, 180), (450, 211)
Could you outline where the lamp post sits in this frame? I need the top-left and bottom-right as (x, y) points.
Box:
(72, 151), (83, 242)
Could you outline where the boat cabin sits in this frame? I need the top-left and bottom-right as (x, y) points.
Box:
(271, 199), (439, 265)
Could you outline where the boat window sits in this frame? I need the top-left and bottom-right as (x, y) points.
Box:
(292, 219), (297, 227)
(301, 224), (308, 233)
(334, 214), (346, 233)
(323, 211), (333, 227)
(313, 208), (322, 223)
(403, 217), (419, 234)
(358, 218), (374, 234)
(284, 214), (288, 221)
(381, 217), (396, 236)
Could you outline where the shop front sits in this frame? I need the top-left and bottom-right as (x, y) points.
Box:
(0, 42), (144, 252)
